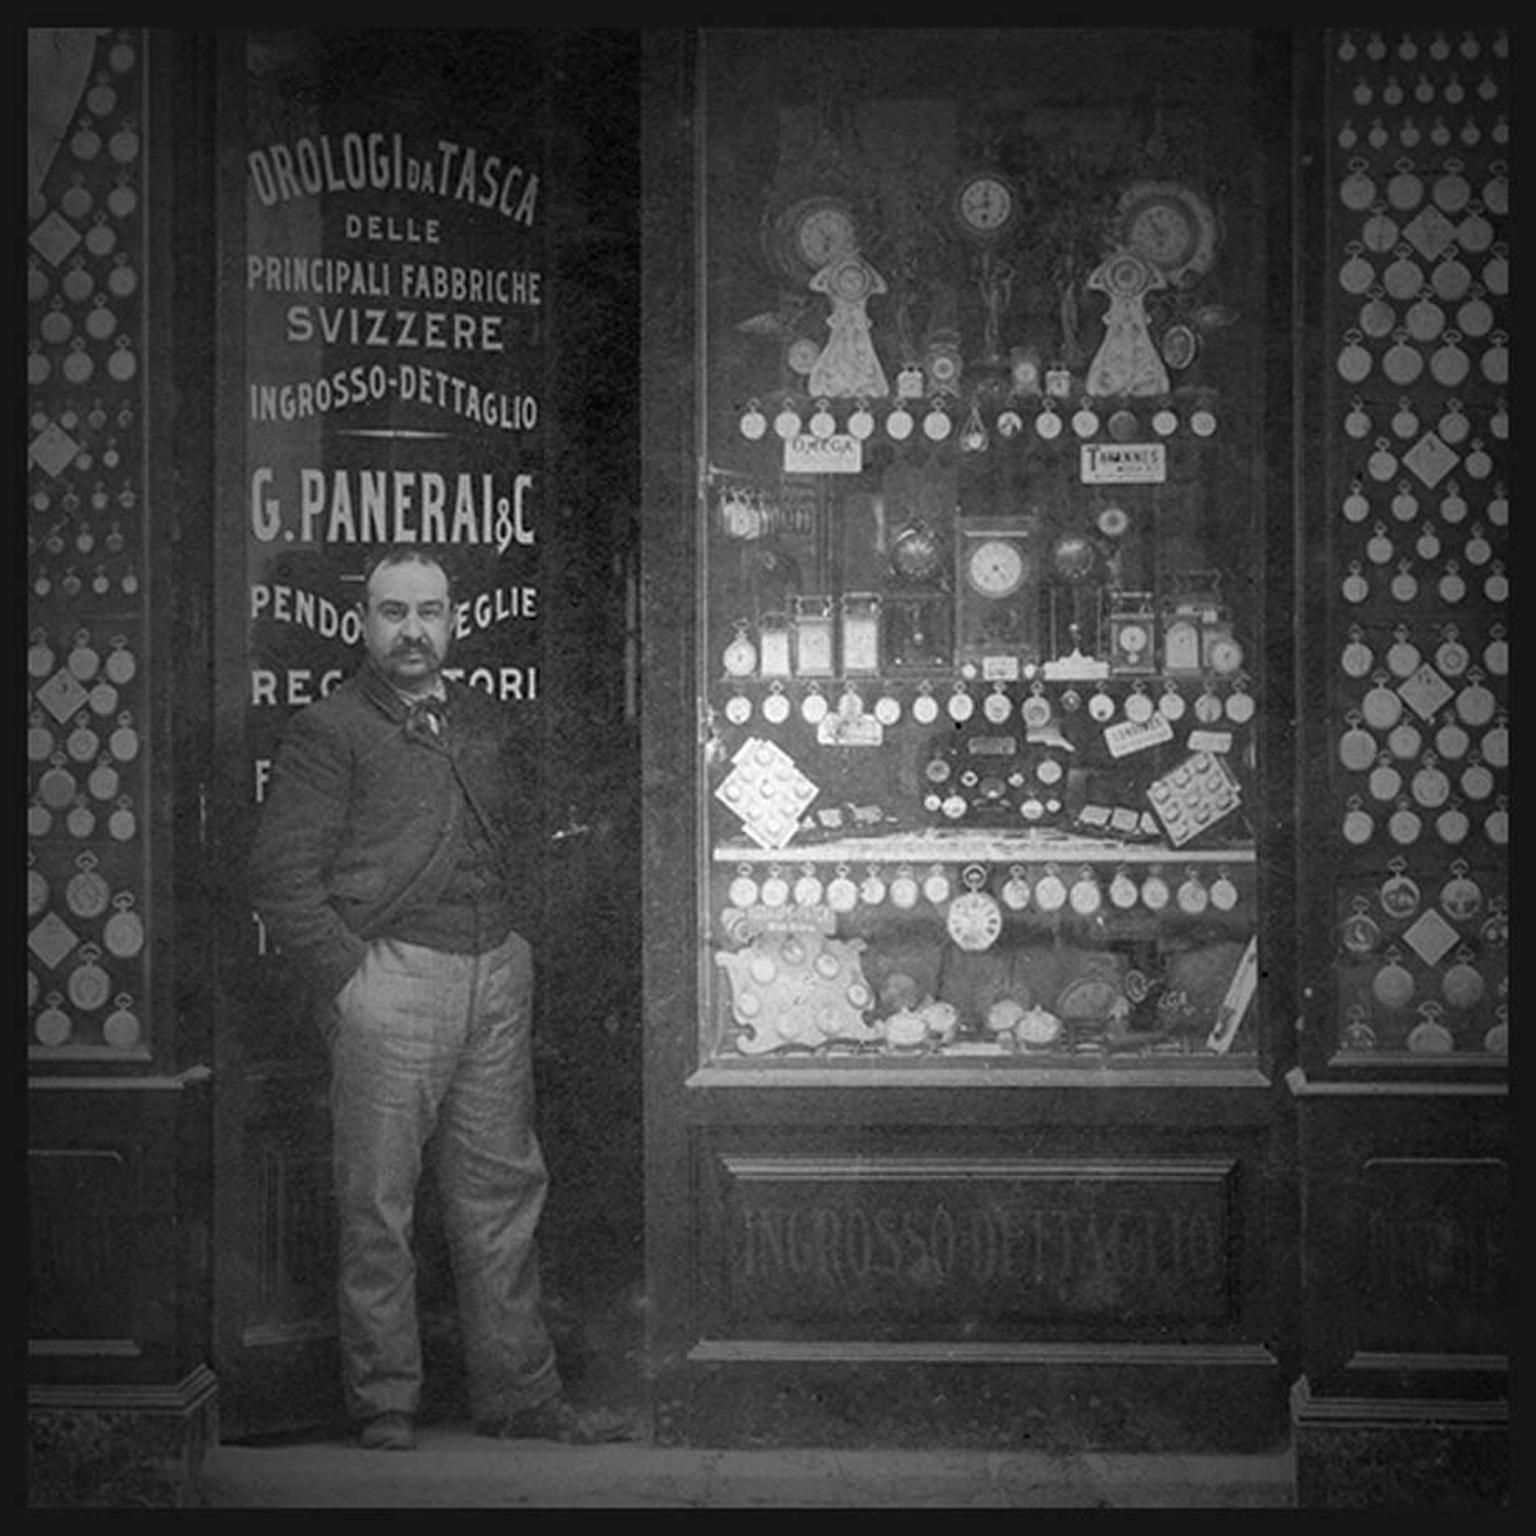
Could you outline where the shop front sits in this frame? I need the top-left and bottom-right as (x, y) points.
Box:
(27, 27), (1507, 1507)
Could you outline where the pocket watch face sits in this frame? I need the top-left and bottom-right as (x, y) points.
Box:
(965, 537), (1026, 598)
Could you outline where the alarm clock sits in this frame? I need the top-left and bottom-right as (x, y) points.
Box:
(956, 521), (1039, 667)
(954, 168), (1021, 243)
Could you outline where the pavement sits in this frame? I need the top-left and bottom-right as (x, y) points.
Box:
(200, 1430), (1297, 1508)
(200, 1264), (1296, 1508)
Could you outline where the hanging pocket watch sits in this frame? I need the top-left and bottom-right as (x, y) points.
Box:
(1454, 673), (1496, 727)
(1342, 563), (1370, 604)
(946, 683), (975, 724)
(885, 402), (914, 441)
(911, 684), (939, 726)
(1437, 861), (1482, 921)
(1336, 329), (1373, 382)
(1068, 867), (1102, 917)
(65, 851), (110, 919)
(1341, 895), (1383, 955)
(1387, 798), (1423, 846)
(1372, 948), (1416, 1009)
(1436, 800), (1471, 846)
(1479, 897), (1509, 949)
(1434, 628), (1470, 677)
(1342, 482), (1370, 522)
(1033, 865), (1068, 913)
(723, 694), (752, 726)
(28, 859), (49, 920)
(103, 994), (141, 1048)
(1383, 250), (1425, 301)
(1000, 864), (1032, 911)
(738, 400), (767, 440)
(727, 865), (759, 910)
(772, 401), (802, 440)
(1410, 755), (1451, 808)
(1406, 1000), (1455, 1053)
(799, 683), (828, 726)
(1365, 522), (1394, 564)
(792, 866), (824, 908)
(1481, 245), (1508, 297)
(1108, 867), (1139, 910)
(1139, 868), (1171, 910)
(1340, 161), (1377, 210)
(1480, 718), (1508, 769)
(758, 865), (790, 908)
(947, 866), (1003, 952)
(102, 894), (145, 959)
(1385, 628), (1420, 677)
(1483, 799), (1508, 848)
(858, 866), (887, 907)
(1361, 207), (1399, 252)
(761, 681), (791, 725)
(1429, 330), (1470, 386)
(1368, 754), (1403, 803)
(1457, 206), (1493, 253)
(1361, 676), (1404, 731)
(825, 864), (858, 914)
(1341, 1006), (1378, 1053)
(1404, 293), (1445, 343)
(1430, 255), (1472, 301)
(1382, 331), (1423, 385)
(889, 865), (920, 910)
(921, 864), (952, 906)
(67, 944), (112, 1013)
(1339, 714), (1378, 772)
(1379, 860), (1421, 919)
(1437, 561), (1467, 604)
(35, 994), (73, 1048)
(1483, 1005), (1508, 1057)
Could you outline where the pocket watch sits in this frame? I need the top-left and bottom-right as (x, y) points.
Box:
(947, 868), (1003, 951)
(103, 996), (141, 1047)
(758, 867), (790, 908)
(65, 853), (110, 919)
(825, 866), (858, 913)
(1379, 863), (1421, 919)
(727, 866), (759, 909)
(1480, 721), (1508, 768)
(792, 868), (824, 908)
(1387, 801), (1423, 845)
(35, 996), (73, 1047)
(1068, 868), (1102, 916)
(1033, 866), (1068, 913)
(67, 947), (112, 1012)
(858, 867), (887, 907)
(889, 866), (920, 909)
(1341, 896), (1384, 955)
(761, 683), (791, 725)
(1176, 871), (1209, 915)
(1372, 950), (1416, 1009)
(1140, 870), (1171, 910)
(923, 865), (952, 906)
(1109, 868), (1139, 910)
(1406, 1001), (1455, 1054)
(1435, 802), (1471, 845)
(1437, 863), (1482, 921)
(1341, 1007), (1378, 1053)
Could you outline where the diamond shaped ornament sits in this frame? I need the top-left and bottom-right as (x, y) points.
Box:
(29, 422), (81, 478)
(29, 211), (82, 266)
(1402, 432), (1458, 488)
(36, 668), (90, 723)
(1402, 206), (1457, 261)
(1397, 664), (1455, 721)
(1402, 908), (1458, 966)
(28, 912), (80, 969)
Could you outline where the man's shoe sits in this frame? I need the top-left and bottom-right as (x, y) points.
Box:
(358, 1411), (416, 1451)
(477, 1397), (635, 1445)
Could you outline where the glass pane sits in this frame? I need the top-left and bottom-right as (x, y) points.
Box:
(695, 29), (1271, 1070)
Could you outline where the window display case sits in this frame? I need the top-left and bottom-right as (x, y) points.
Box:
(692, 30), (1279, 1075)
(642, 28), (1300, 1454)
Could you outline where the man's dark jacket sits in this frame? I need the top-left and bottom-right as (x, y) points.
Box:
(247, 660), (538, 1004)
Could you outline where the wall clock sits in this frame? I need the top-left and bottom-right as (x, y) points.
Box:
(954, 168), (1020, 242)
(1115, 181), (1217, 280)
(965, 535), (1028, 598)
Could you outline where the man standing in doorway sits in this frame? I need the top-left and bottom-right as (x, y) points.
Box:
(248, 543), (630, 1451)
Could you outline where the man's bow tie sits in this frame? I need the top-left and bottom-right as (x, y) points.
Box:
(403, 695), (448, 743)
